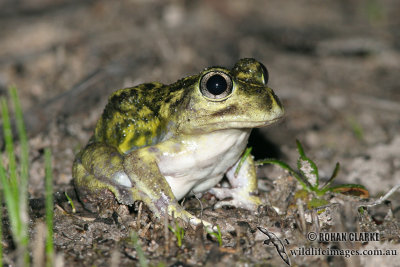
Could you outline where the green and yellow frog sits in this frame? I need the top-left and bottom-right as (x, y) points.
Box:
(73, 58), (284, 226)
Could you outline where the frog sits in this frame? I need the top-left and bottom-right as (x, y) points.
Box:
(72, 58), (284, 227)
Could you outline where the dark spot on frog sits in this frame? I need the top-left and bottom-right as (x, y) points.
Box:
(142, 83), (157, 91)
(211, 105), (237, 117)
(170, 91), (190, 111)
(142, 129), (153, 140)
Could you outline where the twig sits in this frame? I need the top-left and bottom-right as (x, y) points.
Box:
(164, 214), (169, 254)
(296, 199), (306, 234)
(137, 202), (143, 229)
(358, 184), (400, 208)
(192, 190), (204, 220)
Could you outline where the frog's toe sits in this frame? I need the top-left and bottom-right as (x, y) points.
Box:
(208, 187), (233, 200)
(213, 198), (258, 211)
(168, 204), (212, 227)
(188, 216), (219, 232)
(210, 187), (262, 211)
(188, 216), (212, 229)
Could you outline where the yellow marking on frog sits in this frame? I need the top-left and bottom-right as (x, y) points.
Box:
(118, 118), (162, 153)
(133, 135), (147, 148)
(109, 89), (122, 98)
(171, 89), (185, 101)
(117, 121), (135, 152)
(138, 106), (153, 117)
(136, 118), (161, 135)
(235, 72), (248, 81)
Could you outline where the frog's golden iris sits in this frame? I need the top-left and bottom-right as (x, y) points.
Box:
(200, 71), (233, 99)
(73, 58), (284, 227)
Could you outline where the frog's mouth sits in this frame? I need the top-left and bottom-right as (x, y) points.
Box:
(186, 115), (284, 134)
(252, 116), (284, 128)
(219, 116), (284, 128)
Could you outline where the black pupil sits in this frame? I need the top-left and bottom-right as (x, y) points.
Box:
(206, 74), (227, 95)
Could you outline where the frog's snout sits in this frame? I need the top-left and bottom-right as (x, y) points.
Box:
(267, 87), (284, 121)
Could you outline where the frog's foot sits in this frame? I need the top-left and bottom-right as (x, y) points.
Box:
(209, 187), (262, 211)
(166, 204), (214, 229)
(141, 195), (215, 229)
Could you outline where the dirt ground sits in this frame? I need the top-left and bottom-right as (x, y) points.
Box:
(1, 0), (399, 266)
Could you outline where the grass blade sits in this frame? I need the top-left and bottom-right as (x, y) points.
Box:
(1, 89), (30, 266)
(257, 158), (313, 190)
(0, 189), (2, 267)
(0, 98), (21, 244)
(321, 162), (340, 189)
(45, 148), (54, 267)
(0, 98), (18, 203)
(9, 87), (30, 265)
(64, 192), (76, 213)
(235, 147), (252, 176)
(10, 86), (29, 219)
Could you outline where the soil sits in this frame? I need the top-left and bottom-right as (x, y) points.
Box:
(1, 0), (399, 266)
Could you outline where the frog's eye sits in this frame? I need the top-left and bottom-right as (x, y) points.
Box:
(260, 62), (269, 85)
(200, 71), (233, 100)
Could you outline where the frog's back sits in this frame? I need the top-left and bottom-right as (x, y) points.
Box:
(93, 82), (184, 154)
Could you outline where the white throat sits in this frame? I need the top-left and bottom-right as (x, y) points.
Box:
(155, 128), (252, 200)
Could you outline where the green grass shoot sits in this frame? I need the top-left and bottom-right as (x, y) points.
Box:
(206, 225), (223, 247)
(45, 148), (54, 267)
(168, 221), (185, 247)
(0, 86), (30, 266)
(64, 191), (76, 213)
(0, 189), (3, 267)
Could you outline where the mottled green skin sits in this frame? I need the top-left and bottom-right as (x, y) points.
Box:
(73, 58), (284, 227)
(94, 80), (194, 153)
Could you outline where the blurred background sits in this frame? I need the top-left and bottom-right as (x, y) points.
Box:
(0, 0), (399, 203)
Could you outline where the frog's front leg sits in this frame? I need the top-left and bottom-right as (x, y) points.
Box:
(73, 143), (209, 226)
(123, 149), (210, 227)
(209, 152), (262, 210)
(72, 142), (134, 214)
(73, 142), (137, 213)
